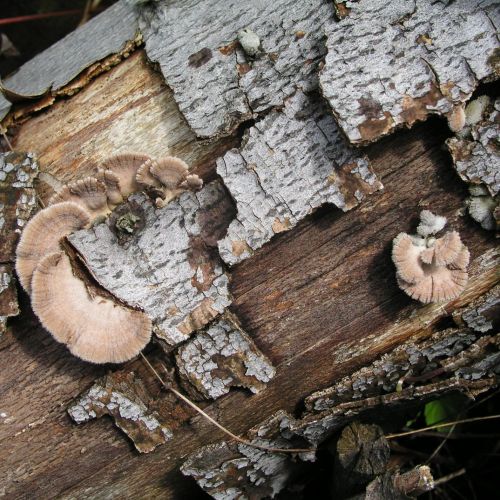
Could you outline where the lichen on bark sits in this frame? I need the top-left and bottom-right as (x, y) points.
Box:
(217, 91), (382, 265)
(68, 371), (173, 453)
(175, 314), (276, 400)
(0, 152), (38, 335)
(320, 0), (499, 145)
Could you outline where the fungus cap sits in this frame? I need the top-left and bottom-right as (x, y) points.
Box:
(96, 168), (124, 206)
(100, 153), (151, 197)
(392, 217), (469, 304)
(31, 251), (152, 363)
(15, 201), (91, 293)
(135, 159), (162, 189)
(49, 177), (110, 218)
(417, 210), (447, 237)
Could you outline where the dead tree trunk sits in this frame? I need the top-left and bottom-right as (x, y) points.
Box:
(0, 1), (498, 498)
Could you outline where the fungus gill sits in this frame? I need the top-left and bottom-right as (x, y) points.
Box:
(392, 211), (469, 304)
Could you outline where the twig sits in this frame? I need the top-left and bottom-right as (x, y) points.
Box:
(140, 352), (315, 455)
(1, 131), (13, 151)
(386, 415), (500, 439)
(433, 468), (466, 486)
(0, 10), (83, 26)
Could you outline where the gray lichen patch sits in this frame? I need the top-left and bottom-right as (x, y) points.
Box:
(181, 411), (307, 499)
(453, 284), (499, 334)
(0, 152), (38, 332)
(0, 152), (38, 262)
(68, 181), (232, 346)
(447, 98), (500, 197)
(0, 265), (18, 337)
(68, 371), (173, 453)
(320, 0), (499, 145)
(217, 91), (382, 265)
(175, 314), (276, 399)
(139, 0), (335, 137)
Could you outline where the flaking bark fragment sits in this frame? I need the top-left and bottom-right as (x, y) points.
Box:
(69, 181), (232, 345)
(68, 371), (173, 453)
(0, 1), (140, 120)
(175, 314), (276, 400)
(453, 284), (499, 333)
(447, 98), (500, 197)
(217, 91), (382, 265)
(320, 0), (499, 145)
(0, 152), (38, 333)
(0, 265), (18, 337)
(139, 0), (335, 137)
(181, 411), (309, 499)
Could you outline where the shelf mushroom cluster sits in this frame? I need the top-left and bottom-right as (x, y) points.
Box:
(392, 210), (470, 304)
(16, 154), (202, 363)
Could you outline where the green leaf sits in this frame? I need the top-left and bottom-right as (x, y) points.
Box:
(424, 393), (467, 433)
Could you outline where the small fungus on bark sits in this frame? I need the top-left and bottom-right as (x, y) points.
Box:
(392, 211), (469, 304)
(31, 251), (151, 363)
(96, 168), (124, 206)
(15, 201), (91, 293)
(135, 156), (203, 207)
(99, 153), (151, 197)
(48, 177), (110, 219)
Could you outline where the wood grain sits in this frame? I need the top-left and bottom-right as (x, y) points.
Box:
(0, 46), (497, 499)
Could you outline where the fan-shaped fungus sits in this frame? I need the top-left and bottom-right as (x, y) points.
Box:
(31, 251), (151, 363)
(100, 153), (151, 197)
(15, 201), (91, 293)
(392, 211), (469, 304)
(49, 177), (110, 218)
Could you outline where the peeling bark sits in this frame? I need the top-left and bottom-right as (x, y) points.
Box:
(447, 98), (500, 197)
(217, 91), (382, 265)
(0, 0), (140, 121)
(68, 181), (233, 346)
(181, 411), (309, 499)
(67, 371), (173, 453)
(320, 0), (499, 145)
(453, 283), (499, 333)
(0, 152), (38, 334)
(176, 314), (276, 400)
(140, 0), (335, 138)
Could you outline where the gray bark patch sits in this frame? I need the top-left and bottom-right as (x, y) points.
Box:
(320, 0), (499, 144)
(69, 181), (232, 346)
(67, 371), (173, 453)
(217, 91), (382, 265)
(139, 0), (335, 138)
(176, 314), (276, 399)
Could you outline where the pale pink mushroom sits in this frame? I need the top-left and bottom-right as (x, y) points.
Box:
(100, 153), (151, 197)
(15, 202), (91, 293)
(49, 177), (110, 219)
(31, 251), (152, 363)
(392, 212), (469, 304)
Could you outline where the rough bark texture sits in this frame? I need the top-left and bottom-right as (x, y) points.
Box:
(0, 152), (38, 335)
(0, 0), (140, 120)
(217, 91), (382, 265)
(140, 0), (335, 138)
(68, 370), (173, 453)
(453, 283), (499, 334)
(447, 98), (500, 197)
(0, 3), (499, 496)
(176, 314), (276, 399)
(69, 182), (233, 345)
(320, 0), (500, 144)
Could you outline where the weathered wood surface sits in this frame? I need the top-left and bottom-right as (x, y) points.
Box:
(0, 10), (498, 500)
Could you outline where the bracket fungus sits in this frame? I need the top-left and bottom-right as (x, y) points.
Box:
(392, 211), (469, 304)
(48, 177), (111, 219)
(15, 201), (91, 293)
(31, 252), (151, 363)
(135, 156), (202, 207)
